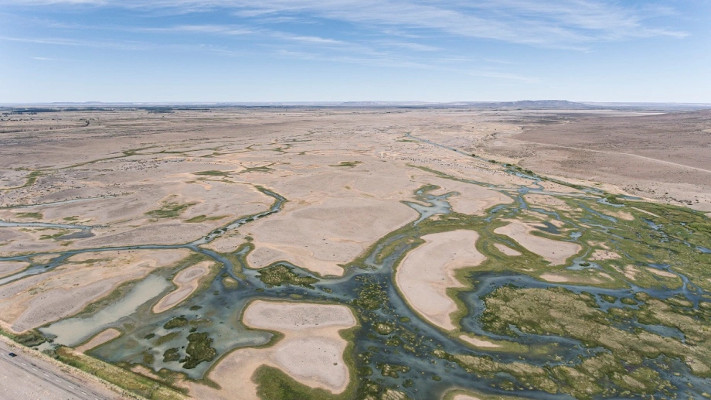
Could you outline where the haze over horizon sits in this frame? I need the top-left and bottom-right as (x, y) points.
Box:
(1, 0), (710, 103)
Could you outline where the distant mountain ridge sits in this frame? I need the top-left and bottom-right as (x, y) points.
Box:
(2, 100), (710, 111)
(435, 100), (599, 109)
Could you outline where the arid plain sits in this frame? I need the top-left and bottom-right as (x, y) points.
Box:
(1, 106), (710, 400)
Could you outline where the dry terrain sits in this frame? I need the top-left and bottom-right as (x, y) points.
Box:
(479, 110), (711, 212)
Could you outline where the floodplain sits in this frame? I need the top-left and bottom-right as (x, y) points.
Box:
(0, 106), (710, 399)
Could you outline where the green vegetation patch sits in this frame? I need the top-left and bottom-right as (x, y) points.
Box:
(163, 347), (181, 362)
(184, 214), (227, 223)
(0, 170), (45, 190)
(353, 276), (389, 311)
(374, 322), (395, 335)
(255, 365), (341, 400)
(241, 165), (274, 173)
(438, 348), (672, 399)
(330, 161), (362, 168)
(154, 331), (181, 346)
(181, 332), (216, 369)
(23, 170), (42, 188)
(193, 170), (230, 176)
(257, 263), (318, 288)
(481, 286), (711, 377)
(39, 230), (70, 240)
(55, 347), (187, 400)
(146, 199), (197, 219)
(163, 316), (189, 330)
(13, 330), (47, 347)
(16, 212), (43, 219)
(377, 363), (409, 378)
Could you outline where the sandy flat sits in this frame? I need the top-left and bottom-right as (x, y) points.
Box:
(493, 110), (711, 212)
(191, 300), (356, 400)
(395, 230), (485, 331)
(458, 334), (501, 348)
(0, 261), (29, 279)
(646, 267), (677, 278)
(152, 261), (213, 313)
(0, 175), (272, 256)
(76, 328), (121, 353)
(613, 210), (635, 221)
(623, 265), (640, 280)
(494, 221), (581, 265)
(539, 273), (571, 283)
(246, 195), (417, 276)
(453, 395), (481, 400)
(591, 249), (620, 261)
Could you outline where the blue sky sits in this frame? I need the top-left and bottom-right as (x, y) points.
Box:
(1, 0), (710, 103)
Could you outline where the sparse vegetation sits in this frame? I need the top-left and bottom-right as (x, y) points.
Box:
(193, 170), (230, 176)
(55, 347), (187, 400)
(257, 264), (318, 288)
(146, 200), (197, 219)
(185, 214), (227, 223)
(16, 212), (43, 219)
(330, 161), (362, 167)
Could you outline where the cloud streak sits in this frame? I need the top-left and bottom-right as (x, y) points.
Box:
(2, 0), (688, 47)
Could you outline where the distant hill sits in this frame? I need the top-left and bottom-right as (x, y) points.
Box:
(2, 100), (709, 112)
(582, 102), (711, 111)
(436, 100), (599, 110)
(337, 100), (601, 110)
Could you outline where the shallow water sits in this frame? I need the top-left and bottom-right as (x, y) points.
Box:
(0, 220), (95, 230)
(403, 190), (452, 225)
(41, 275), (171, 346)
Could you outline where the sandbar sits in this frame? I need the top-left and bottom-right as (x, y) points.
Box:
(395, 230), (485, 331)
(152, 261), (213, 313)
(458, 334), (500, 348)
(646, 267), (677, 278)
(591, 249), (620, 261)
(191, 300), (356, 400)
(76, 328), (121, 353)
(494, 221), (580, 265)
(453, 395), (481, 400)
(539, 273), (571, 283)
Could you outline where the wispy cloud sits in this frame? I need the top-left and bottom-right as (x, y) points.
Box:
(0, 35), (154, 50)
(271, 32), (345, 45)
(138, 24), (254, 36)
(0, 0), (686, 88)
(378, 40), (439, 52)
(1, 0), (688, 47)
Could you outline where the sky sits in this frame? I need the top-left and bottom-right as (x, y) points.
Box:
(1, 0), (710, 103)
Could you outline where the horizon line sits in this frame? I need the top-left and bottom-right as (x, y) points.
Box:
(3, 100), (711, 107)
